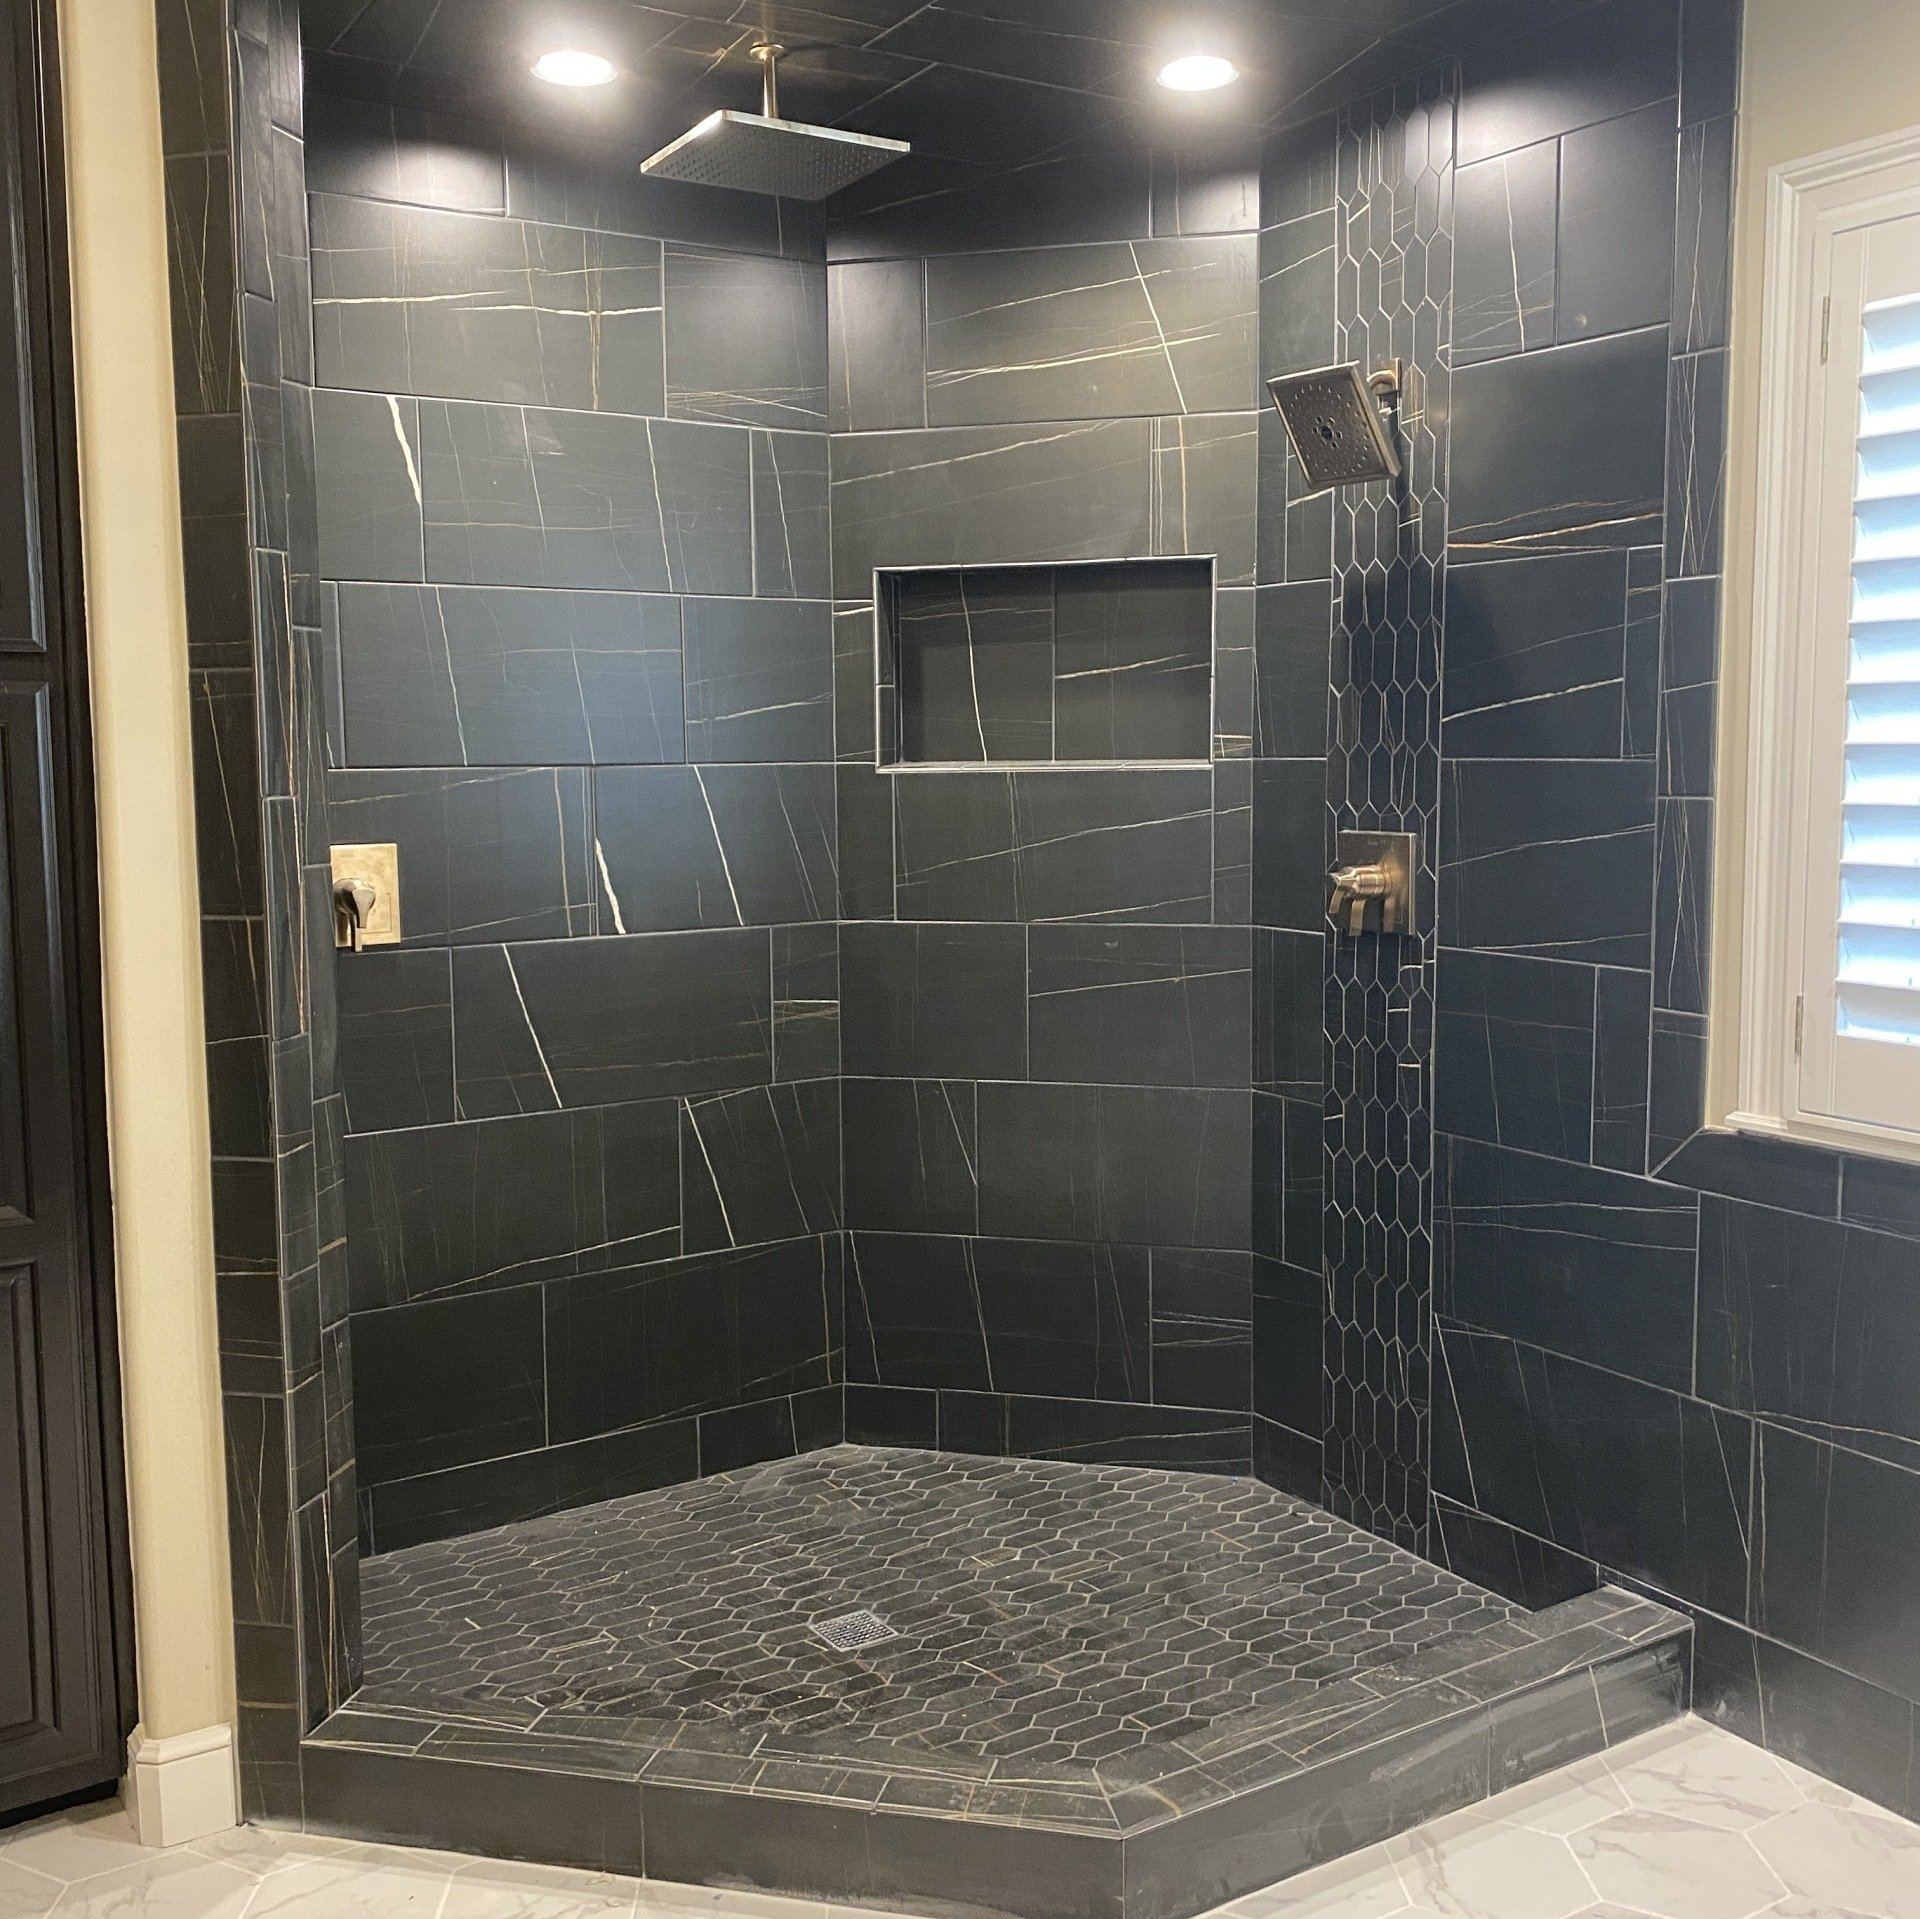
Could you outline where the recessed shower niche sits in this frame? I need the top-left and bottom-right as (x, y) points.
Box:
(877, 558), (1214, 768)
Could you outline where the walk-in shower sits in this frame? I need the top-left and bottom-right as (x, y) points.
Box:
(163, 0), (1774, 1904)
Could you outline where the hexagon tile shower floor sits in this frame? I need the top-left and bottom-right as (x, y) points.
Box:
(313, 1448), (1691, 1919)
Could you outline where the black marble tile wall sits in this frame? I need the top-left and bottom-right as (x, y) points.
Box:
(309, 90), (846, 1546)
(826, 132), (1269, 1473)
(1411, 0), (1920, 1823)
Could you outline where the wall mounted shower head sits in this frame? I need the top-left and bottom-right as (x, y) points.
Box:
(641, 42), (911, 201)
(1266, 361), (1405, 493)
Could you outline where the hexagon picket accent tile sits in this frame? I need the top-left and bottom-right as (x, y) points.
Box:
(1323, 68), (1457, 1553)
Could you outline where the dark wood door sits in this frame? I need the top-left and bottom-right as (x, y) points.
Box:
(0, 0), (133, 1820)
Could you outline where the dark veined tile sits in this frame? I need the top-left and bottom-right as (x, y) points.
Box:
(593, 764), (837, 933)
(336, 948), (454, 1133)
(846, 1233), (992, 1392)
(924, 235), (1256, 428)
(311, 193), (665, 415)
(345, 1100), (681, 1309)
(1052, 562), (1213, 762)
(752, 431), (832, 600)
(1027, 924), (1251, 1090)
(364, 1418), (701, 1553)
(1556, 102), (1677, 343)
(1441, 552), (1629, 760)
(841, 922), (1028, 1081)
(1450, 328), (1669, 559)
(893, 768), (1215, 925)
(304, 95), (505, 213)
(1439, 759), (1655, 966)
(327, 767), (594, 946)
(681, 1081), (842, 1254)
(419, 400), (753, 596)
(664, 246), (827, 432)
(335, 584), (684, 769)
(1697, 1196), (1920, 1461)
(352, 1286), (546, 1482)
(1753, 1423), (1920, 1706)
(314, 386), (424, 582)
(843, 1079), (980, 1236)
(545, 1238), (836, 1443)
(1435, 950), (1596, 1160)
(830, 420), (1154, 601)
(482, 931), (774, 1108)
(1259, 208), (1337, 383)
(682, 598), (835, 764)
(849, 1234), (1154, 1406)
(1452, 142), (1558, 365)
(1674, 116), (1735, 353)
(773, 924), (841, 1084)
(1592, 968), (1652, 1174)
(1433, 1326), (1750, 1618)
(1154, 1249), (1253, 1413)
(828, 258), (925, 434)
(1456, 0), (1680, 167)
(976, 1082), (1251, 1253)
(1437, 1136), (1697, 1391)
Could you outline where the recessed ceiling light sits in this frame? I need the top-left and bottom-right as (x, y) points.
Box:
(533, 49), (616, 87)
(1158, 53), (1240, 92)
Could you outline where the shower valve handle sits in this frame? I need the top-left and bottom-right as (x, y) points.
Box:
(1329, 863), (1393, 937)
(334, 877), (377, 953)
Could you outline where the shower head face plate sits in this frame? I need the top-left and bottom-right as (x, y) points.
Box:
(1266, 363), (1403, 492)
(642, 110), (910, 201)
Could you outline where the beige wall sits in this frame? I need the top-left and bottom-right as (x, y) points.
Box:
(1712, 0), (1920, 1095)
(58, 0), (234, 1749)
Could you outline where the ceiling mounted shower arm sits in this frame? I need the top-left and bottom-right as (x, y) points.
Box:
(751, 42), (784, 120)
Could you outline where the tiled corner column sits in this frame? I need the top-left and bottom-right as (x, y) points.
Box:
(155, 0), (356, 1820)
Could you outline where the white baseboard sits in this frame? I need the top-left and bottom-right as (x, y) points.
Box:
(125, 1721), (238, 1847)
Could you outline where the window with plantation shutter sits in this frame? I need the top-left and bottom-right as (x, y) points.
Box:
(1737, 133), (1920, 1162)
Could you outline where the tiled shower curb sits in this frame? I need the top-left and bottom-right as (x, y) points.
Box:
(298, 1588), (1688, 1919)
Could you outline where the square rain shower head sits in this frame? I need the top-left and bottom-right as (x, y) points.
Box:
(642, 111), (911, 201)
(1267, 362), (1403, 492)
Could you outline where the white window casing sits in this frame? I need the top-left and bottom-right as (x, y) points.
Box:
(1737, 127), (1920, 1161)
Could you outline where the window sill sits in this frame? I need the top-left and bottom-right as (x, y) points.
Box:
(1723, 1104), (1920, 1171)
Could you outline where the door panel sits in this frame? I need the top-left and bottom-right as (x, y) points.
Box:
(0, 0), (130, 1818)
(0, 1268), (48, 1736)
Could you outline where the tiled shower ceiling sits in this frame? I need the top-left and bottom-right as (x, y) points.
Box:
(296, 0), (1496, 168)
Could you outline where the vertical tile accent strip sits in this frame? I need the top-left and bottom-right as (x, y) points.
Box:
(1322, 71), (1457, 1553)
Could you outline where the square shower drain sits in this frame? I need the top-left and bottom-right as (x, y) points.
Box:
(811, 1610), (897, 1652)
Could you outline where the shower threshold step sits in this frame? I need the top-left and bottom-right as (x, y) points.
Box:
(307, 1446), (1688, 1919)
